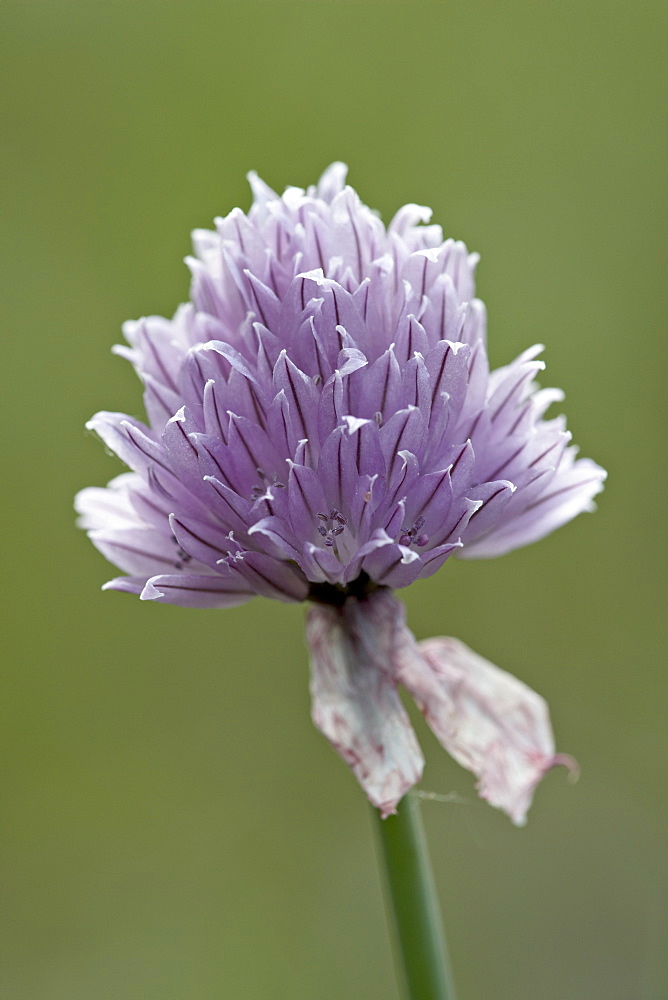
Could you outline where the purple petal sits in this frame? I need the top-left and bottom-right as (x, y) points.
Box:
(102, 575), (148, 596)
(226, 550), (309, 602)
(393, 314), (429, 367)
(359, 534), (423, 589)
(225, 413), (287, 494)
(169, 513), (234, 570)
(316, 349), (368, 441)
(462, 457), (606, 558)
(90, 526), (187, 576)
(286, 461), (328, 541)
(202, 379), (229, 443)
(118, 316), (183, 392)
(418, 274), (462, 347)
(460, 480), (516, 543)
(202, 476), (253, 534)
(348, 347), (402, 421)
(247, 515), (300, 561)
(75, 474), (143, 531)
(402, 352), (431, 417)
(86, 412), (165, 475)
(161, 407), (201, 483)
(243, 269), (282, 331)
(424, 339), (471, 419)
(140, 572), (255, 609)
(445, 439), (475, 494)
(272, 350), (320, 457)
(300, 542), (345, 584)
(141, 373), (182, 428)
(403, 467), (454, 533)
(378, 406), (425, 477)
(315, 161), (348, 203)
(402, 247), (448, 305)
(309, 276), (368, 363)
(416, 541), (462, 578)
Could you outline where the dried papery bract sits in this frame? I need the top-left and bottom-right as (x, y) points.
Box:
(77, 164), (605, 820)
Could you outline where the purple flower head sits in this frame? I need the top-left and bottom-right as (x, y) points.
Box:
(77, 165), (603, 821)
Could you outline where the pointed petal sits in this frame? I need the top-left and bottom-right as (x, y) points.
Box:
(90, 526), (185, 576)
(424, 338), (471, 418)
(75, 473), (143, 531)
(140, 572), (255, 609)
(358, 532), (423, 589)
(102, 575), (147, 595)
(247, 515), (300, 561)
(348, 346), (402, 421)
(462, 458), (607, 558)
(169, 513), (233, 570)
(86, 412), (167, 476)
(300, 542), (345, 584)
(272, 350), (320, 456)
(402, 353), (431, 417)
(315, 162), (348, 202)
(226, 551), (309, 602)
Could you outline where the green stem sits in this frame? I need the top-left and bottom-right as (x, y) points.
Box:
(373, 793), (458, 1000)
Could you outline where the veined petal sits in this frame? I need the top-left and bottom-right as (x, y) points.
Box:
(272, 350), (320, 452)
(348, 346), (402, 421)
(90, 526), (188, 576)
(139, 572), (255, 609)
(358, 532), (423, 589)
(102, 575), (148, 596)
(169, 513), (234, 569)
(462, 458), (607, 558)
(225, 550), (309, 602)
(75, 473), (143, 531)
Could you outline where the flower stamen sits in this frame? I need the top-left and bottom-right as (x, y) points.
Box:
(317, 509), (348, 547)
(171, 536), (193, 570)
(398, 515), (429, 548)
(251, 467), (286, 500)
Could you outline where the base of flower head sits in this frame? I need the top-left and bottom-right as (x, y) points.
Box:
(307, 570), (384, 607)
(306, 588), (573, 825)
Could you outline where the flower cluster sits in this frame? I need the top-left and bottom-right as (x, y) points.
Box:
(77, 164), (604, 820)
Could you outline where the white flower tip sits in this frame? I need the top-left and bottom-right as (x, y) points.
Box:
(316, 162), (349, 202)
(167, 406), (187, 425)
(342, 415), (369, 435)
(323, 160), (348, 177)
(414, 246), (442, 264)
(140, 578), (164, 601)
(246, 170), (279, 205)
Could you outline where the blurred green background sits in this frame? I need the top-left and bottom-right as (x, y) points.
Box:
(2, 1), (665, 998)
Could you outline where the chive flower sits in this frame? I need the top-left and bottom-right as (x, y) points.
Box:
(77, 165), (604, 822)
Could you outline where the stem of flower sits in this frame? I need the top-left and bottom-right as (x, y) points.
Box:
(373, 792), (457, 1000)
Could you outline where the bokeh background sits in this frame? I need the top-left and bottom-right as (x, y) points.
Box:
(2, 2), (666, 998)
